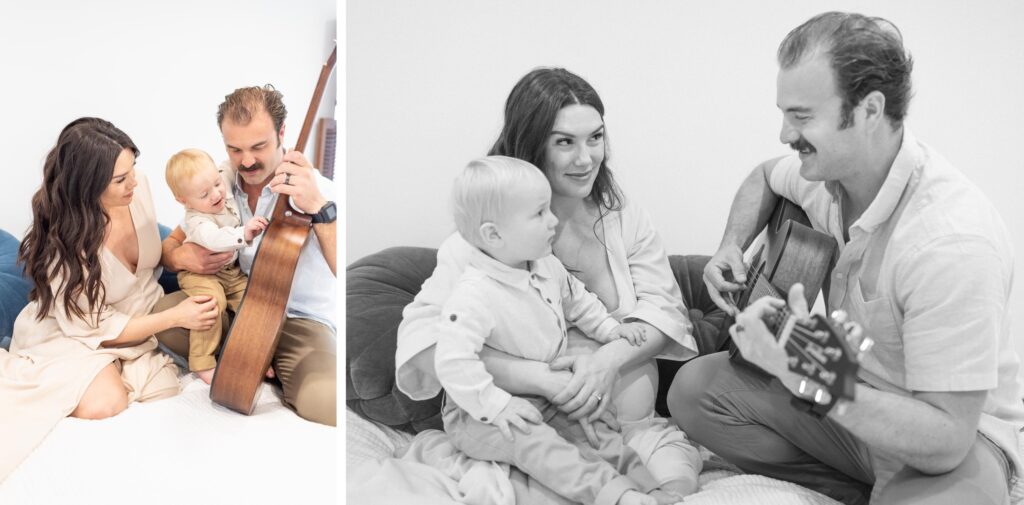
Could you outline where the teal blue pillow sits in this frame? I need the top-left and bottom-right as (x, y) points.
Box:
(157, 224), (180, 294)
(0, 229), (30, 350)
(0, 226), (180, 351)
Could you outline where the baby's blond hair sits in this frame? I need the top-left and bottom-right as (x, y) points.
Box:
(451, 155), (547, 248)
(165, 148), (217, 198)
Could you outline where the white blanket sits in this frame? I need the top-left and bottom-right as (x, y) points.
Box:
(0, 374), (337, 505)
(346, 408), (840, 505)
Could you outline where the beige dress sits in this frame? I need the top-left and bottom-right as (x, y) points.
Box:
(0, 174), (179, 481)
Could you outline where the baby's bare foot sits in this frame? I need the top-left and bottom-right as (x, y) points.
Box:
(618, 490), (657, 505)
(649, 489), (678, 505)
(657, 476), (698, 501)
(195, 368), (215, 385)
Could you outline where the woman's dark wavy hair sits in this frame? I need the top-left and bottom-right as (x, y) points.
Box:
(18, 117), (139, 323)
(488, 67), (622, 213)
(778, 11), (914, 130)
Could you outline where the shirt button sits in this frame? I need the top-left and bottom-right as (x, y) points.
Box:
(237, 238), (243, 243)
(449, 314), (457, 322)
(480, 417), (488, 422)
(835, 272), (844, 279)
(546, 298), (552, 304)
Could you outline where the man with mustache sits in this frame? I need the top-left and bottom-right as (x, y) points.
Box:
(157, 85), (337, 427)
(669, 12), (1023, 505)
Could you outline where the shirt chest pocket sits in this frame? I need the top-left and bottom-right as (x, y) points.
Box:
(849, 279), (905, 378)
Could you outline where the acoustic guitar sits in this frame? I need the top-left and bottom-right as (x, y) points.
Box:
(729, 198), (872, 415)
(210, 46), (337, 414)
(734, 198), (835, 311)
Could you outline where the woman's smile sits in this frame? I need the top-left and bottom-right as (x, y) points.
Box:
(564, 168), (594, 181)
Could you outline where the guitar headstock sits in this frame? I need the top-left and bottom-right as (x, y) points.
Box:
(781, 310), (874, 410)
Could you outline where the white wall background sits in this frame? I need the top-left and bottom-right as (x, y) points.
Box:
(348, 1), (1024, 355)
(0, 0), (338, 239)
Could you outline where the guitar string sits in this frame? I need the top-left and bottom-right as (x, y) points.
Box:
(747, 273), (845, 377)
(773, 310), (834, 376)
(743, 259), (850, 395)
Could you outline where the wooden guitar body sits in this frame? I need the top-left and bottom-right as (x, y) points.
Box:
(728, 198), (872, 413)
(210, 46), (337, 414)
(210, 201), (311, 414)
(735, 198), (836, 310)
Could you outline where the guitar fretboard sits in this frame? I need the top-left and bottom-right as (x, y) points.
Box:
(746, 273), (789, 337)
(746, 273), (838, 387)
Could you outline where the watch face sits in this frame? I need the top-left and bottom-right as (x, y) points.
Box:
(315, 201), (337, 223)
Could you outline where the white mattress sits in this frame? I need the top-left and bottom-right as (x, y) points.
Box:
(0, 374), (337, 505)
(346, 408), (840, 505)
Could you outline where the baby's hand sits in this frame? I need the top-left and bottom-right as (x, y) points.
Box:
(492, 397), (543, 440)
(243, 216), (270, 243)
(615, 323), (648, 347)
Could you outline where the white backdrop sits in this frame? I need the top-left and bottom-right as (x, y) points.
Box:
(0, 0), (337, 238)
(0, 0), (340, 496)
(347, 0), (1024, 358)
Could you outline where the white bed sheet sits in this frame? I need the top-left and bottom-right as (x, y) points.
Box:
(1, 374), (337, 505)
(346, 408), (840, 505)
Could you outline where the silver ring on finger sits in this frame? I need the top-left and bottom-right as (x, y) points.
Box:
(592, 393), (603, 402)
(284, 173), (291, 185)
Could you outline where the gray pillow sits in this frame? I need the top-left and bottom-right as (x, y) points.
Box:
(344, 246), (732, 432)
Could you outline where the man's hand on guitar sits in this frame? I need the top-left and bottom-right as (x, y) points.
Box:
(732, 283), (811, 396)
(270, 149), (327, 215)
(703, 244), (748, 316)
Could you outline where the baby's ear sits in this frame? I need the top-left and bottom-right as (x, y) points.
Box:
(174, 196), (187, 206)
(478, 222), (501, 247)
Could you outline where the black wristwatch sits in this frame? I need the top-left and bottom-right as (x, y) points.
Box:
(311, 201), (337, 224)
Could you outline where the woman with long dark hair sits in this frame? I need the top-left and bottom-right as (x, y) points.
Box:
(397, 68), (704, 501)
(0, 117), (217, 481)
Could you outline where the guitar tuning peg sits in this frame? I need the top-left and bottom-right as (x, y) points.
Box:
(797, 378), (809, 395)
(823, 347), (841, 361)
(830, 310), (848, 323)
(859, 337), (874, 354)
(813, 388), (829, 405)
(848, 324), (863, 341)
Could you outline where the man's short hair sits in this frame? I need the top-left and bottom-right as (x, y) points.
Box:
(216, 84), (288, 134)
(778, 11), (914, 129)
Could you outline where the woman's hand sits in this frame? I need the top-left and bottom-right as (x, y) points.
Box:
(173, 295), (218, 330)
(548, 350), (619, 422)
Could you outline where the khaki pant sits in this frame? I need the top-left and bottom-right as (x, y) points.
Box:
(443, 397), (658, 505)
(153, 290), (337, 427)
(669, 351), (1012, 505)
(177, 265), (248, 372)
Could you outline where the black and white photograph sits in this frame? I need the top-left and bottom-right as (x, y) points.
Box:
(347, 1), (1024, 505)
